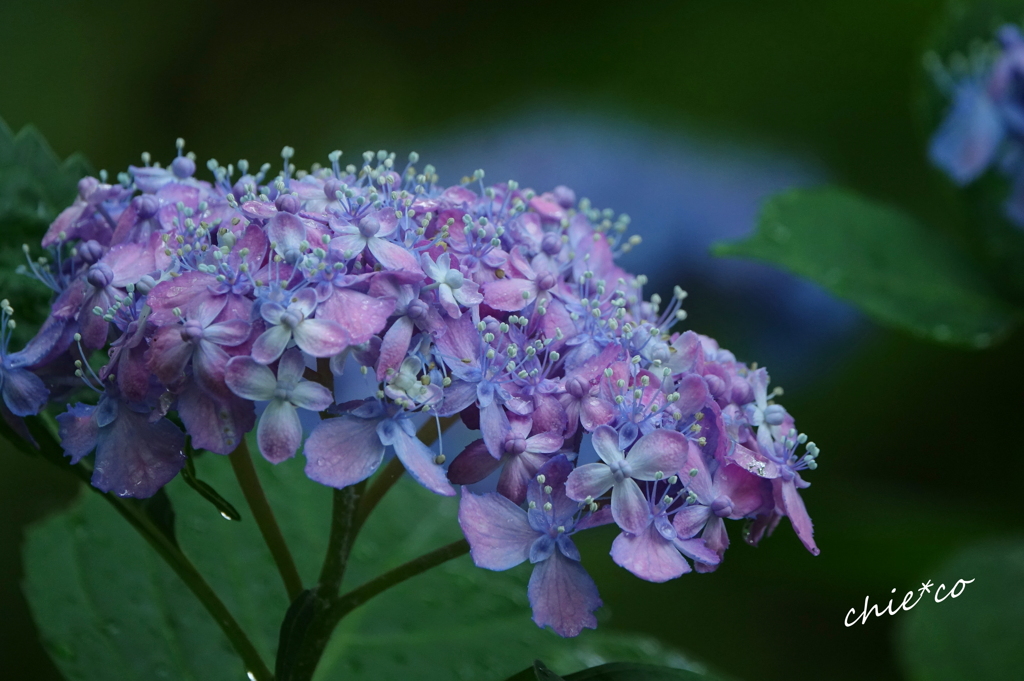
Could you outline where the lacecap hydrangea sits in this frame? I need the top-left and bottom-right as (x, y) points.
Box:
(3, 141), (821, 637)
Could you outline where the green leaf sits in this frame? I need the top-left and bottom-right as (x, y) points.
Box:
(505, 660), (727, 681)
(25, 439), (709, 681)
(897, 538), (1024, 681)
(713, 187), (1020, 348)
(564, 662), (722, 680)
(0, 115), (91, 231)
(504, 660), (566, 681)
(0, 116), (92, 343)
(22, 487), (246, 681)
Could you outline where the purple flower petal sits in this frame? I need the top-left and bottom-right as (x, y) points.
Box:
(1, 366), (49, 417)
(276, 348), (307, 387)
(225, 356), (277, 401)
(144, 271), (216, 324)
(672, 536), (721, 566)
(91, 409), (186, 499)
(388, 422), (455, 496)
(777, 479), (819, 556)
(56, 403), (99, 464)
(499, 451), (551, 505)
(203, 319), (251, 346)
(447, 439), (503, 485)
(458, 490), (535, 570)
(293, 319), (348, 358)
(377, 315), (415, 381)
(930, 78), (1004, 185)
(177, 384), (255, 455)
(289, 381), (333, 412)
(626, 429), (688, 480)
(267, 212), (307, 255)
(256, 399), (302, 463)
(480, 400), (511, 460)
(565, 462), (615, 502)
(675, 373), (709, 416)
(610, 524), (690, 583)
(318, 289), (394, 346)
(524, 431), (562, 454)
(251, 324), (293, 364)
(367, 236), (422, 272)
(672, 504), (712, 539)
(260, 302), (287, 325)
(527, 550), (601, 637)
(611, 477), (650, 534)
(303, 414), (386, 488)
(590, 425), (623, 465)
(481, 278), (534, 311)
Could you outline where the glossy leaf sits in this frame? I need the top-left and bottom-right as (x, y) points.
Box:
(25, 437), (705, 681)
(897, 538), (1024, 681)
(505, 659), (724, 681)
(0, 115), (91, 230)
(0, 116), (92, 343)
(714, 187), (1019, 348)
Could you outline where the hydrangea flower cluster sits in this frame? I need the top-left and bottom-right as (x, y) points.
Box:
(3, 140), (820, 637)
(929, 24), (1024, 225)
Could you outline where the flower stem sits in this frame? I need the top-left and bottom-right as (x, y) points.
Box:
(330, 539), (469, 619)
(7, 418), (274, 681)
(318, 481), (366, 595)
(275, 413), (461, 681)
(229, 439), (304, 601)
(106, 487), (276, 681)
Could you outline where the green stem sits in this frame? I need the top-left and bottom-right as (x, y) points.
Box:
(106, 489), (275, 681)
(229, 439), (304, 601)
(330, 539), (469, 619)
(352, 456), (404, 528)
(8, 419), (274, 681)
(318, 481), (366, 595)
(277, 412), (461, 681)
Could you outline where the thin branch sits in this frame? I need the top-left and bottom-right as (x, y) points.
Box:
(330, 539), (470, 620)
(229, 438), (304, 600)
(317, 481), (366, 595)
(6, 418), (274, 681)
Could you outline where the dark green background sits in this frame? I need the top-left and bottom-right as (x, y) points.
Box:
(2, 1), (1020, 679)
